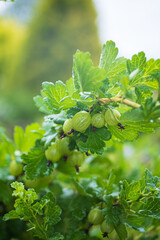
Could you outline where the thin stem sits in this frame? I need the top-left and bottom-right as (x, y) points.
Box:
(99, 96), (140, 108)
(28, 206), (48, 240)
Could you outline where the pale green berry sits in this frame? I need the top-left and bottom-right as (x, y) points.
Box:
(45, 142), (61, 162)
(9, 160), (23, 177)
(91, 113), (105, 128)
(88, 208), (104, 225)
(105, 109), (121, 126)
(72, 111), (91, 132)
(100, 220), (114, 233)
(63, 119), (73, 135)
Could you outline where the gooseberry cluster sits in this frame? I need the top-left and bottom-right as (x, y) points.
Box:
(45, 137), (85, 172)
(63, 108), (121, 134)
(44, 108), (122, 172)
(87, 208), (114, 237)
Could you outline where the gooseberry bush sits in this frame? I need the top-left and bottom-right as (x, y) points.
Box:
(1, 41), (160, 240)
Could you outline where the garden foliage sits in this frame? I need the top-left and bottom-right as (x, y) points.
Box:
(1, 41), (160, 239)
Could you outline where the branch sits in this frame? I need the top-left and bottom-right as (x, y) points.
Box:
(99, 97), (140, 108)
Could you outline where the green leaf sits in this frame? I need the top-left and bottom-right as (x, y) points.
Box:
(78, 127), (111, 154)
(0, 180), (12, 204)
(139, 197), (160, 219)
(127, 52), (146, 73)
(14, 123), (44, 153)
(3, 210), (19, 221)
(73, 50), (106, 92)
(69, 195), (91, 220)
(145, 169), (160, 189)
(114, 222), (128, 240)
(35, 81), (77, 113)
(103, 204), (126, 226)
(73, 178), (92, 198)
(44, 192), (62, 227)
(99, 41), (126, 83)
(106, 171), (116, 194)
(42, 81), (67, 111)
(122, 180), (141, 201)
(66, 78), (76, 97)
(108, 120), (159, 142)
(125, 214), (152, 233)
(34, 95), (52, 114)
(128, 52), (160, 89)
(49, 233), (64, 240)
(22, 145), (52, 180)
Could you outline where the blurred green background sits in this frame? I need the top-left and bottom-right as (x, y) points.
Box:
(0, 0), (101, 131)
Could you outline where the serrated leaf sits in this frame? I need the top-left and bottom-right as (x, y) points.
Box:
(14, 123), (44, 153)
(127, 52), (146, 73)
(125, 214), (152, 233)
(69, 195), (91, 220)
(99, 41), (126, 83)
(73, 50), (105, 92)
(34, 95), (52, 114)
(128, 52), (160, 89)
(78, 127), (111, 154)
(139, 197), (160, 219)
(114, 222), (127, 240)
(49, 233), (64, 240)
(22, 146), (52, 180)
(108, 120), (159, 142)
(145, 169), (160, 189)
(103, 204), (127, 228)
(123, 180), (141, 201)
(106, 171), (116, 194)
(3, 210), (19, 221)
(73, 178), (92, 199)
(44, 192), (62, 227)
(66, 78), (76, 97)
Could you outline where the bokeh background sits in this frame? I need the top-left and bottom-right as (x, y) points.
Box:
(0, 0), (160, 131)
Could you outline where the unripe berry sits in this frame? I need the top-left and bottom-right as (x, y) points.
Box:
(24, 178), (39, 188)
(9, 160), (23, 177)
(88, 208), (104, 225)
(105, 109), (121, 126)
(67, 151), (84, 167)
(91, 113), (105, 128)
(100, 220), (114, 233)
(60, 137), (71, 156)
(45, 142), (61, 162)
(72, 111), (91, 132)
(63, 119), (73, 135)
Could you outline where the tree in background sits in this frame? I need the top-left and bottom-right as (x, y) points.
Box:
(10, 0), (101, 91)
(1, 0), (101, 128)
(0, 19), (26, 128)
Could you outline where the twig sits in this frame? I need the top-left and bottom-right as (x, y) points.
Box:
(99, 96), (140, 108)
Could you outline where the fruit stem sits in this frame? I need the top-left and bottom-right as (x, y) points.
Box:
(85, 223), (93, 235)
(99, 96), (140, 108)
(68, 129), (74, 135)
(60, 134), (66, 139)
(47, 160), (52, 167)
(86, 152), (90, 156)
(75, 165), (79, 172)
(63, 156), (68, 161)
